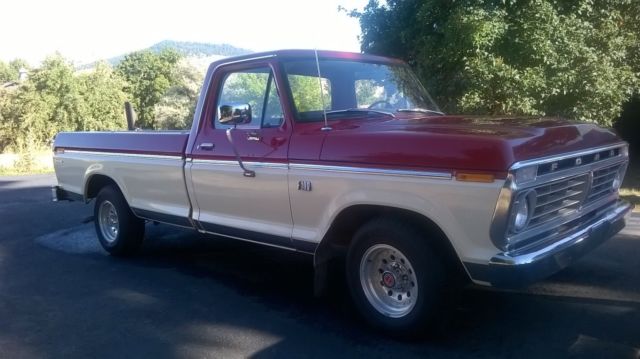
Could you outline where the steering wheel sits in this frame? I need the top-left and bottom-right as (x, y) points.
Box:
(367, 100), (394, 110)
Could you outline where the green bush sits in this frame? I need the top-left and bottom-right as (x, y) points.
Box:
(351, 0), (640, 126)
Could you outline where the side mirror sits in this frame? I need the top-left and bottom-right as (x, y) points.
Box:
(219, 103), (252, 126)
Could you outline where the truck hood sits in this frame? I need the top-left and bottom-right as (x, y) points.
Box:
(319, 115), (623, 173)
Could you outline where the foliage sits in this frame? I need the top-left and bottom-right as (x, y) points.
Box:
(150, 40), (252, 57)
(77, 62), (128, 131)
(78, 40), (252, 70)
(0, 59), (29, 83)
(288, 75), (332, 111)
(154, 60), (203, 130)
(28, 55), (85, 140)
(351, 0), (640, 125)
(0, 55), (128, 152)
(116, 49), (182, 129)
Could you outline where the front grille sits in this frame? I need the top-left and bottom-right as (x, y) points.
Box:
(524, 162), (624, 230)
(529, 174), (589, 226)
(586, 164), (622, 203)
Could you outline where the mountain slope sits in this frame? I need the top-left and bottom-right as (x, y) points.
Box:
(78, 40), (252, 69)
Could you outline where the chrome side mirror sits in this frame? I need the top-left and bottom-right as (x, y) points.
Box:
(219, 103), (252, 126)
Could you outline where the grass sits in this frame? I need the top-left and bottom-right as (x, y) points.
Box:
(621, 159), (640, 212)
(0, 167), (53, 176)
(0, 149), (54, 176)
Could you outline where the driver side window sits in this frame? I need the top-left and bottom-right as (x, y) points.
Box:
(215, 68), (284, 129)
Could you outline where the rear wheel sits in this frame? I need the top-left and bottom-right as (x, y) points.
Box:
(346, 218), (447, 335)
(94, 185), (145, 256)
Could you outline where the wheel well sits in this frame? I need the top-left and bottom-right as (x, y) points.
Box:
(85, 175), (120, 200)
(313, 205), (468, 295)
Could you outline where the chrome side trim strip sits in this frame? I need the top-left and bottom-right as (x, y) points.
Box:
(191, 159), (289, 170)
(190, 160), (452, 178)
(63, 150), (183, 161)
(289, 163), (452, 179)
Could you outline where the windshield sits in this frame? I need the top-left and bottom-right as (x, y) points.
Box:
(282, 59), (441, 122)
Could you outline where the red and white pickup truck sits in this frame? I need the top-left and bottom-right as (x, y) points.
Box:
(53, 50), (631, 333)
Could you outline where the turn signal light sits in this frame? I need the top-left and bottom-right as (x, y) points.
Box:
(455, 172), (495, 183)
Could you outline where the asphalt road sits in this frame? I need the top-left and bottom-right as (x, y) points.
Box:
(1, 174), (639, 359)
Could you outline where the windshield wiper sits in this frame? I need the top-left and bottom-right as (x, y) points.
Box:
(397, 108), (445, 116)
(325, 108), (396, 118)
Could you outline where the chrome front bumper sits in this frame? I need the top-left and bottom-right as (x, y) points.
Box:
(467, 200), (632, 287)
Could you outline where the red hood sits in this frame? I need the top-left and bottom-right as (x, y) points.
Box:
(318, 115), (622, 174)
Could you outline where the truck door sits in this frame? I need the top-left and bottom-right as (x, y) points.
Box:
(187, 61), (294, 248)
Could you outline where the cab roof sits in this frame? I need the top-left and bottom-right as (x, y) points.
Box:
(208, 49), (405, 69)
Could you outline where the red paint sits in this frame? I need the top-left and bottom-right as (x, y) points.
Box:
(56, 50), (623, 175)
(189, 58), (291, 164)
(308, 115), (621, 174)
(54, 131), (189, 157)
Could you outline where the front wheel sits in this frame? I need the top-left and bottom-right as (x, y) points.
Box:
(94, 185), (145, 256)
(346, 218), (446, 335)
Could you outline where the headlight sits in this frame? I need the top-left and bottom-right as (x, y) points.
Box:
(511, 190), (535, 232)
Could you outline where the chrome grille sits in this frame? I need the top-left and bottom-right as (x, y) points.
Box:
(494, 144), (628, 251)
(529, 174), (589, 226)
(586, 164), (622, 203)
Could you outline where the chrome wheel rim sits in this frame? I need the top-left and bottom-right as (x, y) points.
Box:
(98, 200), (119, 243)
(359, 244), (418, 318)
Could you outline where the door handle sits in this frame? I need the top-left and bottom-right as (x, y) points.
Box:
(247, 131), (262, 141)
(198, 142), (215, 151)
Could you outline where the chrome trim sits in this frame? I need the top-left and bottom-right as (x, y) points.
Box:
(510, 142), (626, 171)
(62, 150), (183, 161)
(289, 163), (452, 179)
(183, 161), (205, 231)
(518, 155), (625, 189)
(507, 192), (617, 245)
(490, 172), (516, 250)
(51, 185), (83, 202)
(210, 54), (277, 70)
(190, 159), (289, 170)
(478, 200), (631, 287)
(491, 200), (631, 266)
(490, 143), (628, 251)
(51, 186), (59, 202)
(190, 160), (451, 178)
(201, 229), (296, 252)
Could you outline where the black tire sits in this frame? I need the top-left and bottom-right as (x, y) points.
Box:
(94, 185), (145, 256)
(346, 217), (447, 335)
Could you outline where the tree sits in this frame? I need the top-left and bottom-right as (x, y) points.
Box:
(77, 62), (128, 131)
(154, 60), (203, 130)
(0, 55), (129, 152)
(116, 49), (181, 129)
(351, 0), (640, 125)
(288, 75), (331, 111)
(0, 59), (29, 83)
(20, 54), (84, 144)
(0, 62), (13, 83)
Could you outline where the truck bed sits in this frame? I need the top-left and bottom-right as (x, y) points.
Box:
(53, 131), (193, 227)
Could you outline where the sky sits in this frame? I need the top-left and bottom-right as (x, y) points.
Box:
(0, 0), (369, 65)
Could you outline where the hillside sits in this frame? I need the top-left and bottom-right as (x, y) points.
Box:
(78, 40), (252, 70)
